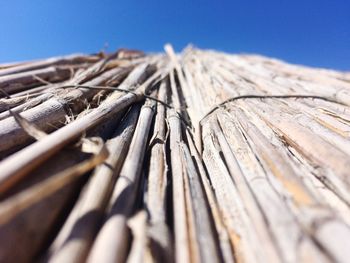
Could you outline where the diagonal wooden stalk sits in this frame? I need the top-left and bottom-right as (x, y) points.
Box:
(126, 211), (151, 263)
(0, 63), (155, 195)
(201, 117), (273, 263)
(144, 82), (174, 262)
(0, 61), (140, 152)
(185, 129), (235, 263)
(243, 98), (350, 207)
(87, 99), (156, 263)
(145, 83), (168, 223)
(45, 105), (140, 263)
(0, 64), (134, 155)
(0, 55), (132, 121)
(167, 105), (191, 263)
(0, 54), (100, 77)
(0, 92), (55, 121)
(167, 108), (207, 263)
(164, 44), (192, 126)
(166, 46), (204, 263)
(0, 95), (38, 114)
(0, 67), (72, 95)
(0, 147), (90, 263)
(6, 83), (53, 98)
(0, 137), (108, 226)
(214, 112), (323, 262)
(179, 138), (222, 263)
(247, 99), (350, 192)
(0, 46), (349, 263)
(228, 101), (350, 263)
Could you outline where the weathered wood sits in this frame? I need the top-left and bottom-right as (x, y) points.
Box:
(0, 54), (100, 77)
(0, 46), (350, 263)
(0, 64), (133, 155)
(144, 82), (174, 262)
(0, 67), (72, 95)
(0, 63), (154, 194)
(45, 105), (140, 263)
(0, 148), (88, 263)
(87, 99), (156, 263)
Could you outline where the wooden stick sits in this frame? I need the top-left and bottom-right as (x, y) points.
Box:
(0, 54), (100, 77)
(0, 63), (154, 195)
(87, 99), (156, 263)
(46, 105), (140, 263)
(144, 82), (174, 262)
(0, 67), (72, 95)
(0, 137), (108, 225)
(0, 64), (133, 154)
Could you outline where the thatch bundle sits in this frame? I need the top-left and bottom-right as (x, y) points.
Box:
(0, 44), (350, 263)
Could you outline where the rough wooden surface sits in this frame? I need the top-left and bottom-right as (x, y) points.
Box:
(0, 45), (349, 263)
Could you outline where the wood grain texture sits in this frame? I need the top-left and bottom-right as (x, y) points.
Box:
(0, 46), (349, 263)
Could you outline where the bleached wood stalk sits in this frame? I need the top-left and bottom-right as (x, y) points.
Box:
(166, 65), (193, 263)
(0, 92), (54, 121)
(0, 46), (350, 263)
(87, 99), (156, 263)
(215, 111), (329, 263)
(185, 130), (235, 263)
(167, 107), (191, 263)
(126, 211), (152, 263)
(0, 67), (72, 95)
(0, 64), (134, 154)
(0, 63), (154, 194)
(247, 99), (350, 192)
(231, 99), (350, 263)
(167, 45), (223, 263)
(202, 117), (278, 263)
(0, 147), (89, 263)
(180, 139), (222, 263)
(45, 105), (140, 263)
(0, 137), (108, 226)
(167, 109), (205, 263)
(0, 54), (100, 77)
(0, 55), (131, 120)
(0, 96), (39, 114)
(144, 82), (174, 262)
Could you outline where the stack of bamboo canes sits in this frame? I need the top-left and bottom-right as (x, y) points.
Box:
(0, 44), (350, 263)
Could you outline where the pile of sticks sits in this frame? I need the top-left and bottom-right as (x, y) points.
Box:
(0, 44), (350, 263)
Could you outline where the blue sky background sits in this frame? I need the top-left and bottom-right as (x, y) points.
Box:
(0, 0), (349, 70)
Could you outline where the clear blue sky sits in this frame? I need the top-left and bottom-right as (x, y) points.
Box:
(0, 0), (349, 70)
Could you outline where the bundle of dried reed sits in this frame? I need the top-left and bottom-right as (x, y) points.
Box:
(0, 45), (349, 263)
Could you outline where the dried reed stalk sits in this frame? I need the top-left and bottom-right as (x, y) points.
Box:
(45, 105), (140, 263)
(0, 45), (349, 263)
(87, 99), (156, 263)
